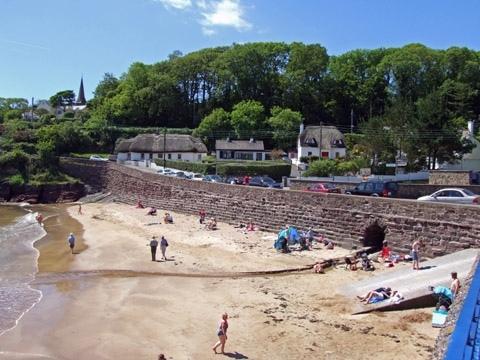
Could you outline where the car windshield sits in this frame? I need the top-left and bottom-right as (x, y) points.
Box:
(323, 183), (335, 189)
(262, 177), (275, 183)
(462, 189), (476, 196)
(211, 175), (222, 181)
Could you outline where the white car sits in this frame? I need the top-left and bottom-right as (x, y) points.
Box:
(417, 188), (479, 205)
(191, 173), (204, 181)
(157, 168), (174, 175)
(89, 155), (108, 161)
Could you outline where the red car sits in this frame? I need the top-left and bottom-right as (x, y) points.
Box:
(305, 183), (341, 194)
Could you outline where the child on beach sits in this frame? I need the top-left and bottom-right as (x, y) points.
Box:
(67, 233), (76, 254)
(199, 209), (206, 224)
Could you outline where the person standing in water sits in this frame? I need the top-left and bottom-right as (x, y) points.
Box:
(67, 233), (76, 254)
(212, 313), (229, 354)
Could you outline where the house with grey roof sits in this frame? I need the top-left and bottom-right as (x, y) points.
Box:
(297, 124), (346, 162)
(115, 134), (207, 162)
(215, 138), (270, 161)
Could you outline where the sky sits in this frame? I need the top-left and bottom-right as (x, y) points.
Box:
(1, 0), (479, 101)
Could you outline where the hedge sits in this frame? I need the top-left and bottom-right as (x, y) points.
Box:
(154, 159), (215, 174)
(154, 159), (291, 179)
(216, 162), (290, 180)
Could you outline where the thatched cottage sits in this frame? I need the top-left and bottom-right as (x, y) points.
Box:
(297, 124), (346, 161)
(115, 134), (208, 162)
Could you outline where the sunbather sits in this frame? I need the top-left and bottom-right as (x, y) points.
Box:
(361, 254), (375, 271)
(206, 218), (217, 231)
(147, 207), (157, 216)
(313, 262), (324, 273)
(345, 256), (358, 271)
(357, 287), (394, 304)
(164, 213), (173, 224)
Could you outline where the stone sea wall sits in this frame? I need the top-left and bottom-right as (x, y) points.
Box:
(60, 158), (480, 258)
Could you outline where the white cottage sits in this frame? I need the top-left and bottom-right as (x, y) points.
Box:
(297, 124), (346, 162)
(115, 134), (208, 162)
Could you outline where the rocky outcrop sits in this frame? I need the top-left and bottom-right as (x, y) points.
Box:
(0, 182), (85, 203)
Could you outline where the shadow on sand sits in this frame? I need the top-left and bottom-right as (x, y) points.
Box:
(223, 352), (248, 359)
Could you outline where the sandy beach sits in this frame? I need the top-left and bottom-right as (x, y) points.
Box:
(0, 203), (438, 359)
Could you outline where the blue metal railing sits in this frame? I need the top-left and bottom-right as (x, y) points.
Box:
(445, 261), (480, 360)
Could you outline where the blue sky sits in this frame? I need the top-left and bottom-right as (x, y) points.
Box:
(1, 0), (479, 100)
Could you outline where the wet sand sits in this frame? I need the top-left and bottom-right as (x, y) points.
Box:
(0, 203), (438, 359)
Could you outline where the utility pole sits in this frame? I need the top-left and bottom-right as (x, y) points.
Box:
(31, 97), (34, 120)
(163, 126), (167, 169)
(350, 109), (354, 133)
(319, 121), (323, 159)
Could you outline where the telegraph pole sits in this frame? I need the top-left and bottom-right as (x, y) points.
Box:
(350, 109), (354, 133)
(163, 126), (167, 169)
(319, 121), (323, 159)
(31, 97), (34, 120)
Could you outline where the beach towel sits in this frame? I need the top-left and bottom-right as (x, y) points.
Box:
(432, 309), (448, 328)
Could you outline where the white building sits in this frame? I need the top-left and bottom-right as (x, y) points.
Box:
(215, 139), (271, 161)
(296, 124), (346, 162)
(439, 121), (480, 171)
(115, 134), (208, 162)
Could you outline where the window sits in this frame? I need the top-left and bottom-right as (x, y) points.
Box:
(365, 183), (374, 192)
(256, 152), (262, 161)
(307, 151), (312, 156)
(335, 152), (340, 158)
(167, 154), (172, 160)
(198, 154), (201, 161)
(321, 151), (329, 159)
(448, 190), (463, 197)
(357, 183), (366, 191)
(177, 154), (182, 160)
(234, 152), (254, 160)
(158, 153), (163, 159)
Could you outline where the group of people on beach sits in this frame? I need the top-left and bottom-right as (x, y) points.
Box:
(148, 235), (169, 261)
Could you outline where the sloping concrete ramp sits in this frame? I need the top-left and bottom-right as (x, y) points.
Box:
(341, 249), (479, 314)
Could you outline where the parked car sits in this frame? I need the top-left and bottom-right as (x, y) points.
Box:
(224, 176), (243, 185)
(89, 155), (108, 161)
(191, 173), (204, 181)
(305, 183), (341, 194)
(157, 168), (174, 176)
(249, 176), (282, 189)
(175, 171), (188, 179)
(417, 188), (480, 205)
(345, 181), (399, 197)
(203, 175), (223, 183)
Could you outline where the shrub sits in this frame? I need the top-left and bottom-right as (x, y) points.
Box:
(299, 156), (319, 163)
(216, 162), (291, 180)
(8, 174), (25, 186)
(303, 159), (336, 177)
(154, 159), (215, 174)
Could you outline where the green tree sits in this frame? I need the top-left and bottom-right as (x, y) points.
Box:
(193, 108), (232, 142)
(303, 159), (337, 177)
(49, 90), (75, 111)
(267, 106), (302, 149)
(230, 100), (265, 138)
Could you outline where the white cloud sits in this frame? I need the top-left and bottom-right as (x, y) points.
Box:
(200, 0), (252, 32)
(155, 0), (192, 10)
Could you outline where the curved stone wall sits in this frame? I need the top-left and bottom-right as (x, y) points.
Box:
(60, 158), (480, 257)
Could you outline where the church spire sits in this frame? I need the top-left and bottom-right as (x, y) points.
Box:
(76, 77), (86, 105)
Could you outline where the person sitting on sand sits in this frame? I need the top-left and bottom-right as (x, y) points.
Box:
(206, 218), (217, 230)
(313, 262), (324, 273)
(247, 221), (255, 231)
(357, 287), (394, 304)
(345, 256), (358, 271)
(147, 207), (157, 216)
(164, 213), (173, 224)
(136, 200), (145, 209)
(361, 253), (375, 271)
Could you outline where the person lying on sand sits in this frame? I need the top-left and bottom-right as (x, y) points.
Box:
(357, 287), (396, 304)
(313, 262), (324, 273)
(323, 239), (334, 250)
(147, 207), (157, 216)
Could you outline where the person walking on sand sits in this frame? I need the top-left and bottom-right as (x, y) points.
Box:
(212, 313), (229, 354)
(149, 236), (159, 261)
(411, 239), (422, 270)
(78, 203), (83, 215)
(67, 233), (76, 254)
(160, 236), (169, 260)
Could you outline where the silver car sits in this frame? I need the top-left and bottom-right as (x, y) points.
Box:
(417, 188), (479, 205)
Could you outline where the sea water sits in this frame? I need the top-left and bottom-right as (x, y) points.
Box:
(0, 206), (46, 336)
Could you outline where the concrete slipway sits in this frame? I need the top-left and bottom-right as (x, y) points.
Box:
(341, 248), (479, 314)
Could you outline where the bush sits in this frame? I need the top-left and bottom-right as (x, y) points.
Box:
(154, 159), (215, 174)
(8, 174), (25, 186)
(29, 172), (80, 185)
(303, 159), (336, 177)
(216, 161), (291, 180)
(299, 156), (319, 163)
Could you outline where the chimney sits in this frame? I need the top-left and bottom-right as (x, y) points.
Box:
(249, 138), (255, 143)
(299, 123), (305, 134)
(468, 120), (475, 135)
